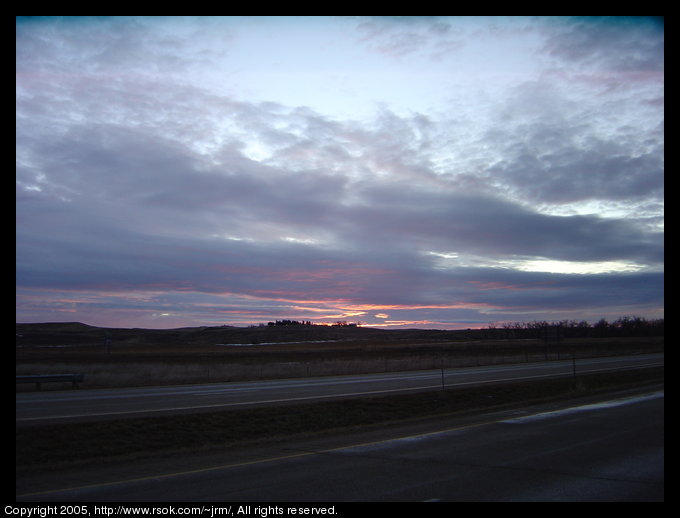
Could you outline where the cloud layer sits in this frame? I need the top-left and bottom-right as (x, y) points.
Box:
(16, 17), (663, 328)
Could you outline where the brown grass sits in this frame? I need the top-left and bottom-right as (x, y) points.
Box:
(16, 336), (664, 389)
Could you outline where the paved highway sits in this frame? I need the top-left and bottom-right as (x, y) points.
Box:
(16, 353), (663, 424)
(18, 389), (664, 501)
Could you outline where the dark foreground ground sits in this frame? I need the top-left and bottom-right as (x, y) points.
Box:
(17, 366), (662, 478)
(17, 376), (664, 501)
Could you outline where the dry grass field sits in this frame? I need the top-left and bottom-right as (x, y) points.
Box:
(16, 322), (664, 390)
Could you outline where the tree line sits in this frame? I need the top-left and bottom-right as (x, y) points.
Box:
(262, 319), (359, 327)
(249, 315), (662, 339)
(484, 316), (664, 339)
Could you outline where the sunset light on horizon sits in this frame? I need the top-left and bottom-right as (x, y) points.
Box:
(16, 17), (663, 330)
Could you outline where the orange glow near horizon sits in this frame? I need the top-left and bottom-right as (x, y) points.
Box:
(16, 286), (506, 330)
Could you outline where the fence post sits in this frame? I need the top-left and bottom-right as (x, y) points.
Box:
(441, 358), (445, 391)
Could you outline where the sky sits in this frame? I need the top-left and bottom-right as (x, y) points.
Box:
(16, 16), (664, 330)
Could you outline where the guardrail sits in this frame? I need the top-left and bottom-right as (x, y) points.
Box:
(16, 373), (84, 390)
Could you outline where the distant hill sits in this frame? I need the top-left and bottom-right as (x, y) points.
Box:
(17, 316), (663, 348)
(16, 320), (503, 348)
(15, 321), (449, 347)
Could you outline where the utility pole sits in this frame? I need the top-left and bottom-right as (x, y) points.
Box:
(104, 330), (112, 354)
(441, 358), (445, 391)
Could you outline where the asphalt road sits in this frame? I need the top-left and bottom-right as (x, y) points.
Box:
(16, 353), (663, 424)
(18, 389), (664, 502)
